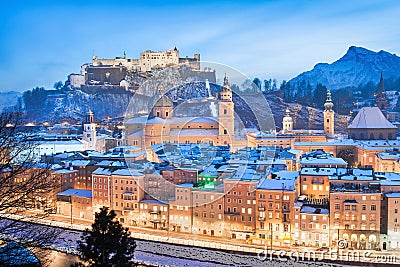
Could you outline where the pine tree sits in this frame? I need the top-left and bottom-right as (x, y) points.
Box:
(77, 206), (136, 267)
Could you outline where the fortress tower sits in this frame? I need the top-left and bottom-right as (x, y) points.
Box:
(218, 75), (235, 145)
(323, 90), (334, 138)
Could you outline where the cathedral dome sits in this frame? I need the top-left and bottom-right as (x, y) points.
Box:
(148, 86), (173, 108)
(151, 95), (173, 108)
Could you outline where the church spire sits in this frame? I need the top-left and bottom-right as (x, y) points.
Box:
(376, 72), (388, 116)
(219, 75), (232, 101)
(324, 90), (333, 111)
(223, 74), (230, 88)
(85, 106), (94, 124)
(378, 71), (385, 94)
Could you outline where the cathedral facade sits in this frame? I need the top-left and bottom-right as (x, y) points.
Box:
(125, 77), (235, 149)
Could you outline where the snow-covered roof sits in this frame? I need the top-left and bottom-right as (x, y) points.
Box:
(92, 167), (112, 175)
(300, 205), (329, 215)
(169, 128), (219, 136)
(128, 130), (143, 137)
(125, 115), (149, 124)
(257, 178), (296, 191)
(146, 117), (166, 124)
(272, 171), (299, 180)
(300, 167), (347, 176)
(112, 168), (143, 176)
(140, 199), (168, 205)
(70, 160), (91, 167)
(54, 168), (77, 174)
(299, 157), (347, 166)
(348, 107), (396, 129)
(189, 117), (218, 123)
(51, 164), (63, 170)
(377, 152), (400, 160)
(54, 152), (74, 159)
(227, 165), (264, 181)
(57, 188), (92, 198)
(375, 172), (400, 181)
(200, 164), (218, 177)
(96, 160), (126, 167)
(386, 192), (400, 198)
(178, 183), (194, 188)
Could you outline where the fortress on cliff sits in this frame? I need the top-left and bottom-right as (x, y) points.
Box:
(68, 48), (216, 90)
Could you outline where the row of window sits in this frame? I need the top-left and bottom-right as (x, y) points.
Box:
(333, 212), (377, 221)
(294, 222), (328, 230)
(334, 203), (377, 211)
(227, 198), (256, 204)
(258, 193), (291, 201)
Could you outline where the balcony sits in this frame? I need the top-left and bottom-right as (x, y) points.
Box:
(224, 211), (240, 216)
(124, 207), (134, 211)
(311, 179), (324, 185)
(258, 206), (266, 211)
(149, 210), (161, 215)
(258, 216), (266, 221)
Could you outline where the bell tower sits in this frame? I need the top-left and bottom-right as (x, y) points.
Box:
(218, 75), (234, 146)
(282, 108), (293, 133)
(323, 90), (334, 137)
(83, 107), (97, 150)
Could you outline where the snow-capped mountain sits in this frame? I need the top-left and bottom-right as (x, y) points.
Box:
(288, 46), (400, 90)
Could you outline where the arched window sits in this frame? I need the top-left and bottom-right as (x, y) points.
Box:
(379, 133), (384, 139)
(224, 129), (227, 135)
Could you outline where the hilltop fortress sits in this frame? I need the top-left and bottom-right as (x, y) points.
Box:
(68, 48), (216, 90)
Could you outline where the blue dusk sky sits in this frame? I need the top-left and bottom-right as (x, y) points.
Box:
(0, 0), (399, 92)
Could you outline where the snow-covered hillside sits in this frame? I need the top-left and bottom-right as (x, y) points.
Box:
(0, 91), (21, 112)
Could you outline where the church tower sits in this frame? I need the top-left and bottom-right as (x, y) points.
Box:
(376, 72), (388, 117)
(218, 75), (235, 146)
(323, 90), (334, 137)
(282, 108), (293, 133)
(83, 107), (97, 150)
(150, 86), (173, 119)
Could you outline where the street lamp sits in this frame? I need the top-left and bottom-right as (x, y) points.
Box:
(70, 191), (78, 225)
(70, 196), (73, 225)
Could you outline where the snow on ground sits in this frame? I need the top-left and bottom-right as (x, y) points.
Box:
(0, 218), (350, 267)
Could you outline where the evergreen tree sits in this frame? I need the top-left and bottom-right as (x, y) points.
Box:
(264, 79), (271, 91)
(252, 77), (262, 90)
(77, 206), (136, 267)
(271, 79), (277, 91)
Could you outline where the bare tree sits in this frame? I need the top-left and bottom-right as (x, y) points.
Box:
(0, 110), (63, 265)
